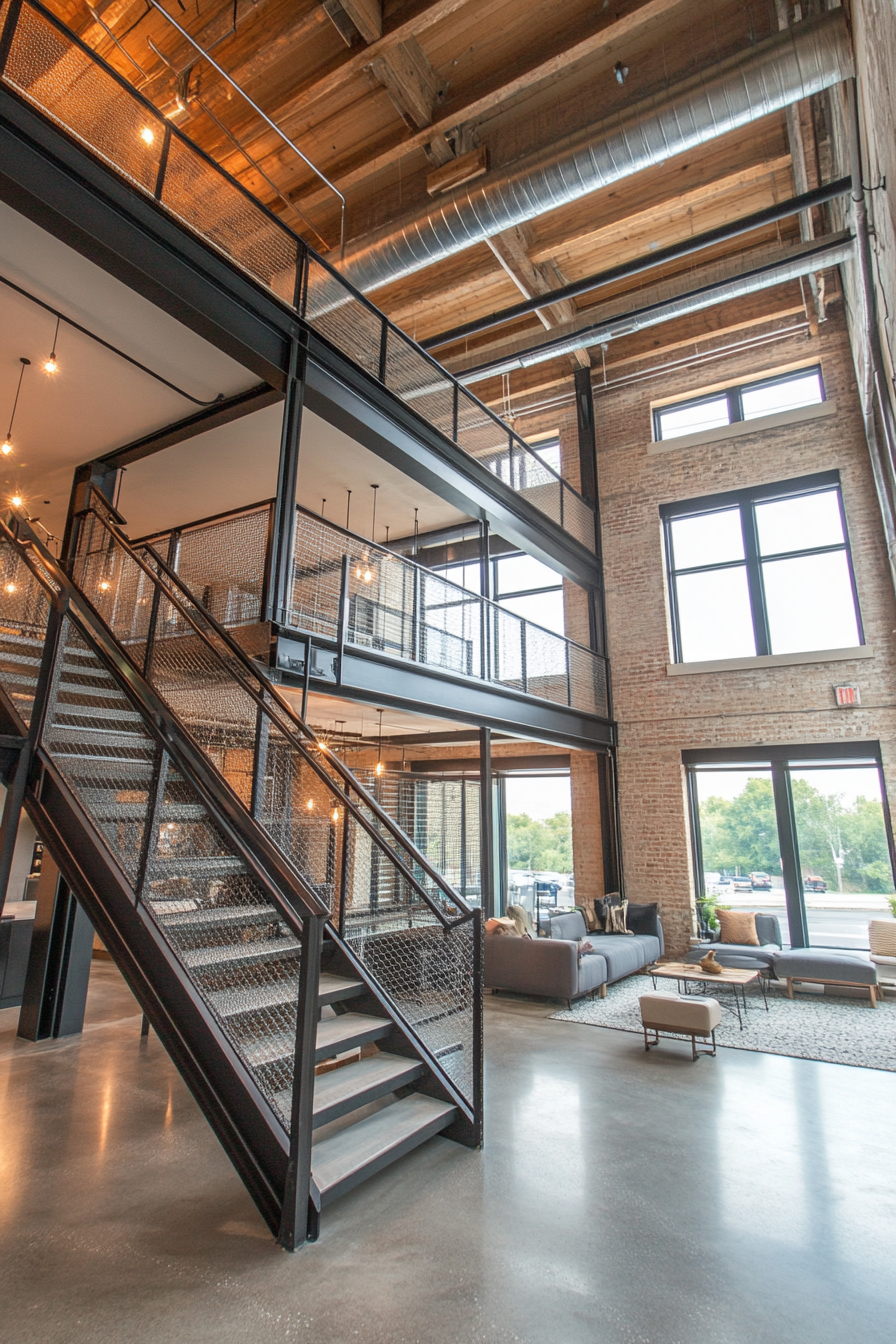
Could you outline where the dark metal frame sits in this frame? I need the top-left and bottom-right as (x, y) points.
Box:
(661, 471), (864, 663)
(653, 364), (825, 442)
(683, 740), (896, 952)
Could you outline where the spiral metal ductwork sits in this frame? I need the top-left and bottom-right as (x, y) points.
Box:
(336, 8), (853, 295)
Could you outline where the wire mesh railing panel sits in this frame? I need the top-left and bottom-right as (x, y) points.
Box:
(159, 135), (298, 303)
(166, 509), (270, 629)
(384, 330), (455, 438)
(346, 548), (415, 661)
(4, 1), (164, 196)
(420, 571), (481, 678)
(491, 606), (525, 692)
(523, 623), (569, 707)
(304, 256), (383, 380)
(291, 511), (345, 640)
(568, 641), (609, 718)
(561, 489), (597, 551)
(0, 537), (52, 727)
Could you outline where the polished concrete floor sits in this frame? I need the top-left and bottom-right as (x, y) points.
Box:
(1, 964), (893, 1344)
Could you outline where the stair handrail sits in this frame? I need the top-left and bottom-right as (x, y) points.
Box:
(74, 499), (475, 929)
(0, 512), (331, 927)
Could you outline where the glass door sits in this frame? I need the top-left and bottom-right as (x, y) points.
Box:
(789, 761), (895, 950)
(691, 766), (791, 945)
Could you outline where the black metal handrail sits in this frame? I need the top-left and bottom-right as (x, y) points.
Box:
(0, 0), (595, 548)
(77, 498), (474, 931)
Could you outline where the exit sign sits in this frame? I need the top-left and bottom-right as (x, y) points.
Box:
(834, 685), (861, 707)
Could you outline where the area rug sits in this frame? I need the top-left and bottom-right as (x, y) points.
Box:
(549, 974), (896, 1071)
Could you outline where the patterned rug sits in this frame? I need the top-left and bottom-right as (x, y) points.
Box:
(549, 973), (896, 1071)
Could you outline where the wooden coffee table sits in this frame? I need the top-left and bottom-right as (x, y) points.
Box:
(648, 962), (767, 1029)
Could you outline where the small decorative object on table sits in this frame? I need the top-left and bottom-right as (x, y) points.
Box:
(699, 948), (723, 975)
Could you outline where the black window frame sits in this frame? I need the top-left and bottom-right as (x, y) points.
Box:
(661, 470), (863, 664)
(653, 364), (825, 442)
(684, 741), (896, 950)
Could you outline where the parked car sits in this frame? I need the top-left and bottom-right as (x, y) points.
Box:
(749, 872), (772, 890)
(803, 875), (827, 893)
(732, 875), (753, 892)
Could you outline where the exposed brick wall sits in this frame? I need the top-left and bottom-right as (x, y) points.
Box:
(514, 308), (896, 955)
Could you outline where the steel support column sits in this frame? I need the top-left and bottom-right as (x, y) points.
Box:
(478, 727), (494, 921)
(268, 338), (307, 626)
(17, 852), (95, 1040)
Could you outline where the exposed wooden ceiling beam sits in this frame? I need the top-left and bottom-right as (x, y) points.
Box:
(288, 0), (690, 212)
(365, 35), (446, 129)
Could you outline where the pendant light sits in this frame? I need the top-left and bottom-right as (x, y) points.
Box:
(2, 358), (30, 456)
(44, 316), (60, 375)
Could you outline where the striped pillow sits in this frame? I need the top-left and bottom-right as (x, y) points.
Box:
(869, 920), (896, 957)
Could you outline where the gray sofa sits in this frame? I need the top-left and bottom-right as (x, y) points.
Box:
(684, 913), (782, 973)
(484, 908), (663, 1008)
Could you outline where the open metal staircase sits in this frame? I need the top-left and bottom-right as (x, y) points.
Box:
(0, 497), (481, 1247)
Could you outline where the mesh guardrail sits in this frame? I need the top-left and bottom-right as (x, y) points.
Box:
(0, 0), (595, 553)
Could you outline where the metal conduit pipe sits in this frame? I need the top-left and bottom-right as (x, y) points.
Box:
(841, 78), (896, 597)
(455, 235), (854, 384)
(335, 8), (853, 294)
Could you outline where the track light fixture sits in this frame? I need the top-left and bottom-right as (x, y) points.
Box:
(2, 357), (30, 455)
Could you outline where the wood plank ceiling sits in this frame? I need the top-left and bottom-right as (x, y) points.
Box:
(48, 0), (843, 417)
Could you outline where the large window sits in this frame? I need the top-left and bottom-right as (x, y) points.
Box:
(492, 552), (565, 636)
(654, 366), (824, 441)
(686, 744), (896, 951)
(662, 473), (862, 664)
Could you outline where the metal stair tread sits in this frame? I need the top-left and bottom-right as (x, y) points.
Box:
(315, 1012), (392, 1061)
(54, 703), (144, 723)
(311, 1095), (455, 1202)
(181, 936), (300, 970)
(311, 1052), (425, 1126)
(156, 903), (278, 930)
(148, 855), (245, 874)
(318, 972), (366, 1005)
(208, 979), (299, 1019)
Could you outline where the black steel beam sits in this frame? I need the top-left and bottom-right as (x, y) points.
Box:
(304, 344), (600, 588)
(423, 177), (852, 349)
(410, 753), (572, 772)
(99, 383), (282, 469)
(277, 644), (614, 750)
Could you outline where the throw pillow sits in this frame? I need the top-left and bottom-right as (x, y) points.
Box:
(627, 901), (660, 940)
(505, 903), (534, 938)
(716, 909), (759, 946)
(606, 899), (633, 936)
(582, 903), (600, 933)
(485, 918), (521, 937)
(593, 892), (622, 933)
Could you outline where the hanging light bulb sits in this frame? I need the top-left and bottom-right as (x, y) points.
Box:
(10, 495), (23, 509)
(331, 808), (339, 824)
(4, 582), (16, 594)
(306, 798), (314, 811)
(375, 760), (385, 776)
(2, 358), (30, 457)
(363, 567), (373, 583)
(140, 126), (155, 145)
(99, 580), (111, 591)
(375, 708), (385, 777)
(44, 317), (60, 375)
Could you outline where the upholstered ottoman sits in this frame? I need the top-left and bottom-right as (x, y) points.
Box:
(772, 948), (880, 1007)
(639, 991), (721, 1059)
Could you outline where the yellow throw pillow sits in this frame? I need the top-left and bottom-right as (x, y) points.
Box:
(716, 909), (759, 946)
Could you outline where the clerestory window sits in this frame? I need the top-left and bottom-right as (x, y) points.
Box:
(654, 366), (825, 442)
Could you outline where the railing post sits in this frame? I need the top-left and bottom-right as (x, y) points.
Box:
(338, 807), (351, 936)
(153, 124), (172, 200)
(378, 318), (388, 384)
(250, 704), (270, 819)
(565, 642), (572, 708)
(336, 554), (349, 683)
(452, 382), (459, 442)
(520, 620), (528, 694)
(278, 911), (324, 1251)
(413, 565), (422, 664)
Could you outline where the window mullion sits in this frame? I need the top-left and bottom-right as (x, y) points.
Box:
(772, 761), (809, 948)
(728, 388), (744, 423)
(741, 502), (770, 655)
